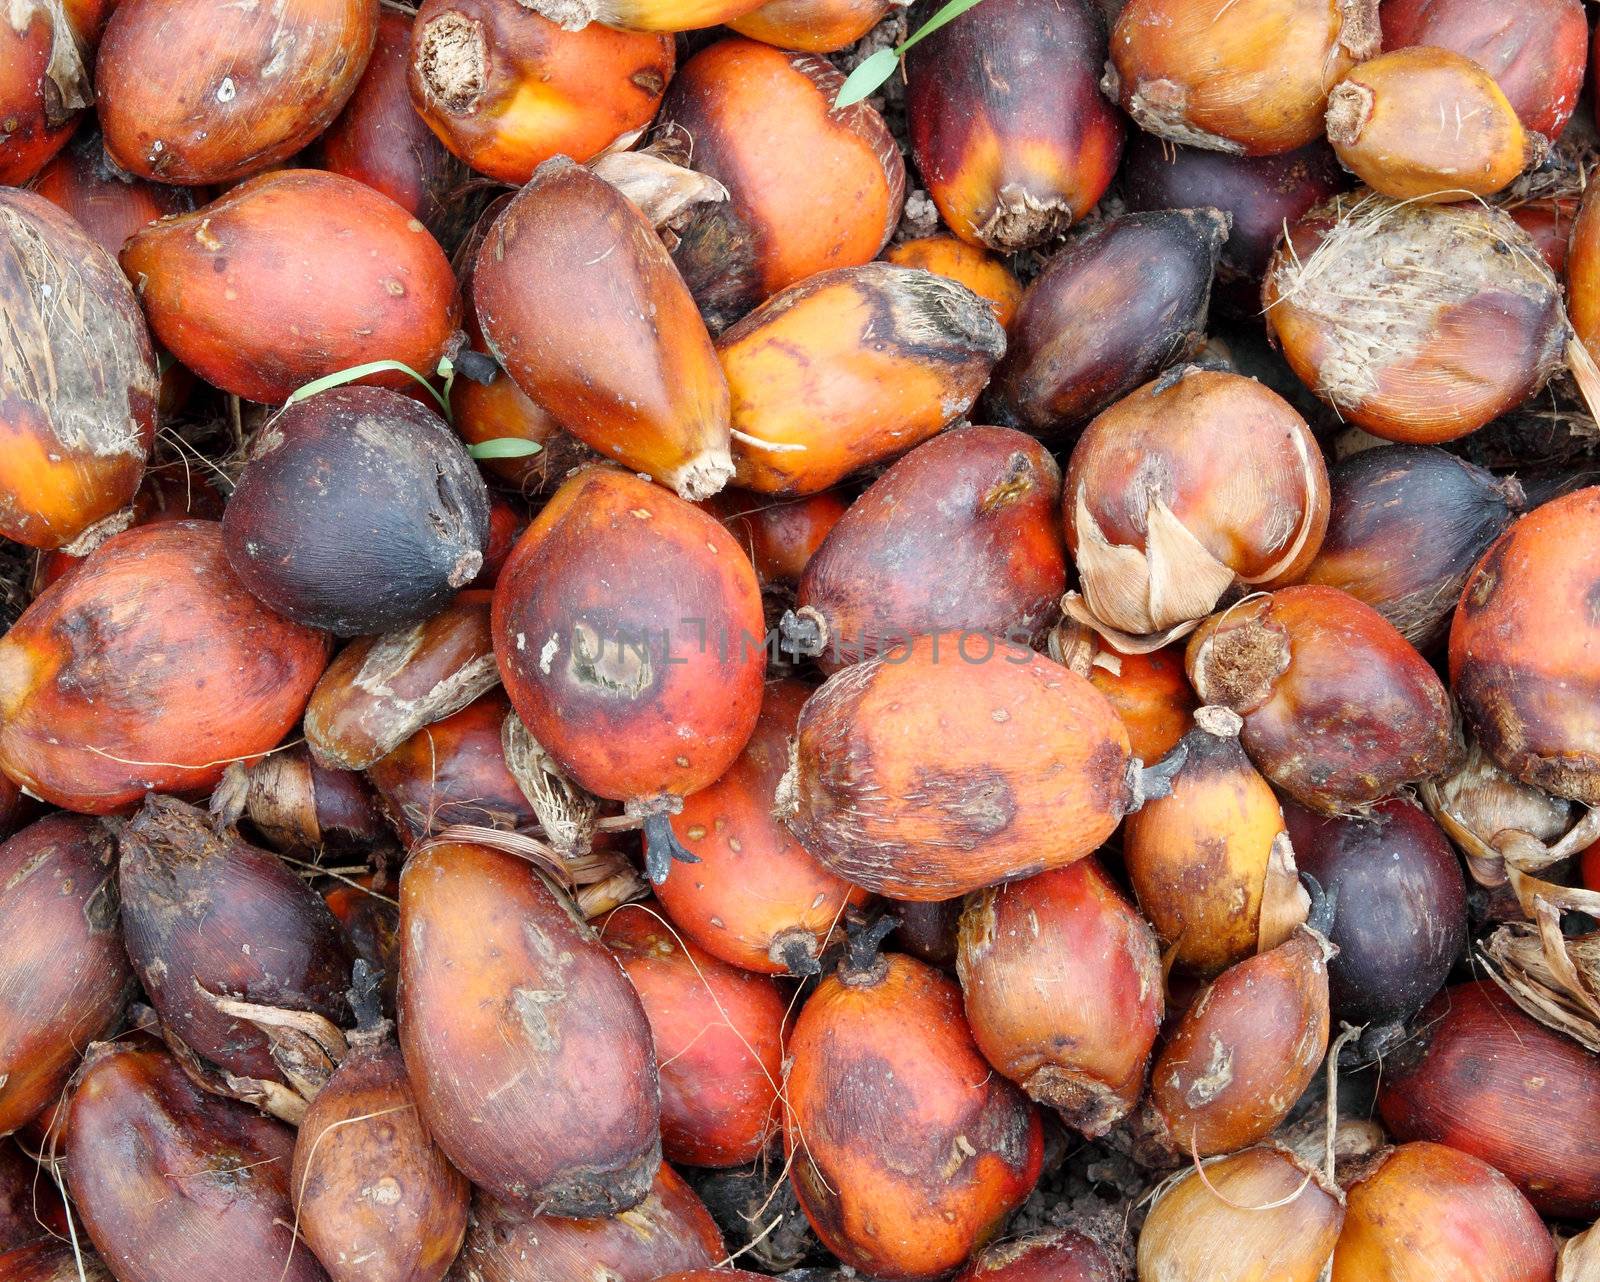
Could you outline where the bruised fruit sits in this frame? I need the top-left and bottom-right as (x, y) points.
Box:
(719, 264), (1006, 495)
(906, 0), (1122, 251)
(0, 815), (128, 1137)
(786, 942), (1043, 1280)
(398, 841), (660, 1217)
(783, 427), (1066, 671)
(657, 39), (904, 332)
(0, 521), (329, 813)
(957, 860), (1162, 1135)
(66, 1042), (329, 1282)
(778, 633), (1136, 901)
(659, 679), (869, 976)
(474, 158), (733, 500)
(883, 236), (1023, 328)
(0, 188), (157, 550)
(408, 0), (672, 185)
(492, 467), (765, 882)
(95, 0), (377, 184)
(121, 169), (459, 405)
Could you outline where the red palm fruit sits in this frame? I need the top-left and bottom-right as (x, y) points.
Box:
(1380, 0), (1586, 139)
(1450, 488), (1600, 804)
(408, 0), (671, 186)
(311, 10), (471, 245)
(0, 777), (39, 843)
(0, 815), (128, 1138)
(728, 0), (892, 53)
(0, 521), (329, 813)
(1333, 1142), (1555, 1282)
(398, 842), (660, 1217)
(1143, 920), (1332, 1158)
(957, 860), (1163, 1136)
(472, 495), (527, 587)
(0, 0), (97, 186)
(324, 880), (400, 1014)
(957, 1230), (1120, 1282)
(30, 130), (198, 256)
(0, 1140), (66, 1249)
(1509, 196), (1580, 276)
(66, 1042), (329, 1282)
(121, 170), (459, 405)
(701, 488), (849, 589)
(601, 905), (786, 1166)
(1378, 981), (1600, 1219)
(893, 899), (962, 969)
(1187, 585), (1454, 814)
(883, 236), (1023, 329)
(291, 966), (469, 1282)
(474, 159), (733, 501)
(366, 690), (537, 845)
(0, 1239), (115, 1281)
(451, 1164), (724, 1282)
(778, 633), (1135, 901)
(657, 39), (903, 332)
(118, 796), (353, 1121)
(659, 679), (868, 975)
(96, 0), (377, 185)
(786, 940), (1043, 1280)
(0, 188), (157, 550)
(212, 743), (388, 858)
(782, 427), (1066, 672)
(1085, 644), (1196, 763)
(492, 467), (765, 884)
(906, 0), (1122, 252)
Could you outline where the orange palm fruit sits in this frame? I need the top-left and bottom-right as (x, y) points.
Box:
(0, 521), (329, 813)
(121, 170), (459, 405)
(727, 0), (892, 53)
(408, 0), (672, 185)
(786, 940), (1043, 1281)
(884, 236), (1024, 328)
(0, 0), (98, 186)
(30, 130), (198, 257)
(719, 264), (1006, 496)
(778, 633), (1136, 900)
(492, 467), (766, 883)
(700, 488), (849, 589)
(398, 842), (660, 1217)
(657, 39), (904, 331)
(0, 188), (157, 550)
(1072, 639), (1197, 763)
(95, 0), (377, 184)
(511, 0), (767, 33)
(473, 159), (733, 500)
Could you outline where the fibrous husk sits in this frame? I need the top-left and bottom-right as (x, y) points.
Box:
(1259, 830), (1311, 955)
(1480, 870), (1600, 1053)
(1560, 1220), (1600, 1281)
(501, 710), (600, 858)
(415, 820), (641, 919)
(1044, 616), (1124, 677)
(590, 128), (729, 250)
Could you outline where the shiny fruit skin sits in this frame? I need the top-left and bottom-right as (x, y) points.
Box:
(1378, 981), (1600, 1219)
(1325, 48), (1535, 203)
(1137, 1146), (1344, 1282)
(701, 488), (848, 589)
(1508, 196), (1579, 276)
(719, 264), (1006, 496)
(1187, 585), (1454, 814)
(1303, 444), (1522, 651)
(491, 467), (765, 806)
(291, 1030), (469, 1282)
(95, 0), (377, 184)
(473, 159), (732, 501)
(793, 426), (1066, 672)
(659, 39), (904, 332)
(602, 905), (786, 1166)
(957, 1230), (1119, 1282)
(728, 0), (890, 54)
(0, 0), (94, 186)
(1332, 1141), (1555, 1282)
(1281, 798), (1465, 1029)
(1146, 929), (1330, 1156)
(0, 188), (157, 550)
(227, 744), (389, 856)
(0, 815), (127, 1138)
(0, 520), (329, 813)
(781, 634), (1132, 901)
(397, 842), (660, 1217)
(957, 860), (1162, 1135)
(0, 1140), (65, 1249)
(121, 169), (459, 405)
(312, 10), (472, 244)
(984, 210), (1227, 438)
(222, 387), (489, 635)
(1380, 0), (1586, 139)
(1086, 645), (1196, 763)
(450, 1164), (724, 1282)
(659, 679), (869, 975)
(1571, 183), (1600, 368)
(1106, 0), (1379, 156)
(883, 236), (1022, 328)
(29, 129), (198, 257)
(366, 689), (536, 845)
(118, 795), (352, 1090)
(785, 953), (1043, 1281)
(906, 0), (1122, 252)
(66, 1043), (330, 1282)
(0, 1238), (115, 1281)
(408, 0), (671, 186)
(1450, 488), (1600, 804)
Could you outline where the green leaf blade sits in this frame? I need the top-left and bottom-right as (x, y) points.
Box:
(468, 438), (544, 460)
(834, 47), (899, 109)
(285, 359), (451, 420)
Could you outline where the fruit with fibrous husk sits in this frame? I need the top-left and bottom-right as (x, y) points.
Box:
(883, 236), (1023, 328)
